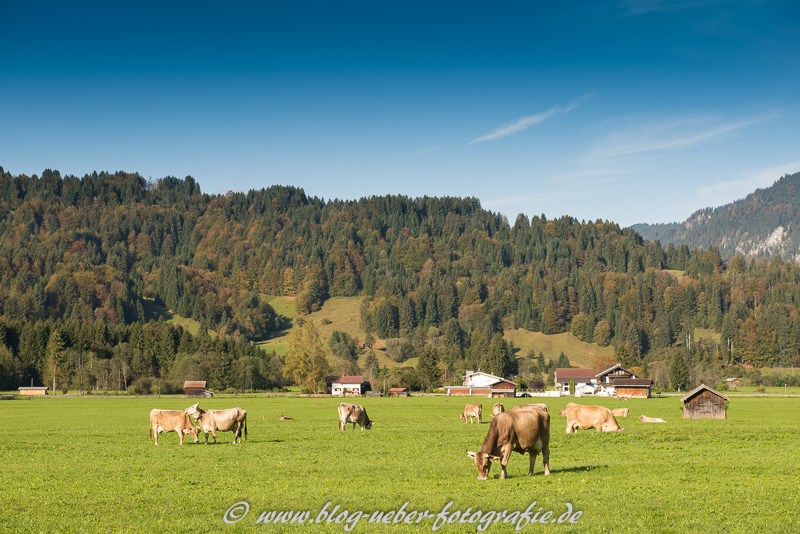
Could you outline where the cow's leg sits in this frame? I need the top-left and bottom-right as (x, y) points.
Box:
(212, 429), (217, 444)
(499, 445), (513, 479)
(153, 425), (160, 445)
(179, 430), (184, 445)
(541, 443), (550, 476)
(528, 452), (537, 476)
(204, 431), (209, 445)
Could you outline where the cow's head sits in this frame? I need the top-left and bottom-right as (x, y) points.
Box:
(466, 450), (501, 480)
(185, 403), (203, 419)
(365, 420), (375, 430)
(182, 426), (200, 443)
(459, 414), (466, 423)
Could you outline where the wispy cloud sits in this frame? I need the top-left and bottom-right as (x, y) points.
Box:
(468, 97), (589, 145)
(697, 161), (800, 203)
(407, 145), (442, 159)
(586, 113), (779, 161)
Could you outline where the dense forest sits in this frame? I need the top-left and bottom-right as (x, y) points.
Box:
(2, 167), (800, 392)
(634, 172), (800, 261)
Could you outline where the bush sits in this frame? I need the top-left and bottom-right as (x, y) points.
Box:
(128, 377), (153, 395)
(756, 384), (767, 394)
(716, 382), (729, 392)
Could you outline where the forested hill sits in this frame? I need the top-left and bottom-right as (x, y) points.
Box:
(2, 167), (800, 391)
(633, 172), (800, 262)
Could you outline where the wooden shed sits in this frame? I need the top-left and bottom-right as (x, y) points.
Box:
(389, 387), (409, 397)
(681, 384), (728, 419)
(18, 386), (48, 396)
(184, 381), (213, 398)
(611, 378), (652, 398)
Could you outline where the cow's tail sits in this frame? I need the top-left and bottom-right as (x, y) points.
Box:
(149, 422), (152, 442)
(244, 414), (248, 441)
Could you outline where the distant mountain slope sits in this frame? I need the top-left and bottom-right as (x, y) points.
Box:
(633, 172), (800, 261)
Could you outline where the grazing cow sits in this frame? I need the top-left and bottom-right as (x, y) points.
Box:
(512, 403), (549, 413)
(460, 402), (482, 424)
(185, 403), (247, 444)
(338, 403), (374, 431)
(564, 403), (624, 433)
(612, 408), (629, 418)
(492, 403), (505, 418)
(466, 409), (551, 480)
(149, 409), (199, 445)
(557, 409), (567, 417)
(639, 415), (666, 423)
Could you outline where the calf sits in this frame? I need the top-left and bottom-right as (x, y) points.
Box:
(639, 415), (666, 423)
(149, 409), (199, 445)
(466, 409), (551, 480)
(338, 403), (374, 430)
(565, 403), (624, 433)
(461, 402), (482, 424)
(185, 403), (247, 444)
(492, 403), (505, 418)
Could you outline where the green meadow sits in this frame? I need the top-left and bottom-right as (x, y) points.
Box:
(1, 395), (799, 533)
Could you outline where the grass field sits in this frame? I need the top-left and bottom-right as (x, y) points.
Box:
(2, 395), (799, 533)
(504, 330), (615, 368)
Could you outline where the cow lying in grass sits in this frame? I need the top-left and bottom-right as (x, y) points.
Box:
(466, 407), (550, 480)
(564, 403), (624, 433)
(185, 403), (247, 444)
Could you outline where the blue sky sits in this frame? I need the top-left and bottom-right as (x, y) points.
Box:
(1, 0), (798, 226)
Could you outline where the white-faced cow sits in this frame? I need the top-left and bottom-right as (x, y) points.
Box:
(639, 415), (666, 423)
(612, 408), (629, 418)
(512, 403), (549, 413)
(466, 409), (551, 480)
(184, 403), (247, 444)
(338, 403), (374, 430)
(492, 403), (505, 418)
(564, 403), (624, 433)
(149, 409), (199, 445)
(461, 402), (482, 424)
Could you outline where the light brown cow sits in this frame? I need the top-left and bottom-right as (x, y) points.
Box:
(338, 403), (374, 430)
(565, 403), (624, 433)
(185, 403), (247, 444)
(466, 409), (551, 480)
(512, 403), (549, 413)
(639, 415), (666, 423)
(492, 403), (505, 417)
(149, 409), (199, 445)
(557, 409), (567, 417)
(612, 408), (629, 418)
(460, 402), (482, 424)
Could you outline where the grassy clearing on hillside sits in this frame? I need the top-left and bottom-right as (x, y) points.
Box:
(694, 327), (721, 344)
(504, 330), (615, 368)
(142, 298), (217, 339)
(2, 396), (799, 533)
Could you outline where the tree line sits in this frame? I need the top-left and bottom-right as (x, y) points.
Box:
(2, 167), (800, 391)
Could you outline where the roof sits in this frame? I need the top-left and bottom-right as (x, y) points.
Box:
(610, 378), (652, 387)
(555, 368), (596, 382)
(330, 375), (364, 385)
(389, 387), (409, 392)
(463, 370), (504, 382)
(724, 377), (741, 382)
(18, 386), (48, 390)
(183, 381), (206, 388)
(680, 384), (729, 403)
(489, 379), (518, 387)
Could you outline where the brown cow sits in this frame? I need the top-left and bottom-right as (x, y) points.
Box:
(612, 408), (629, 418)
(512, 403), (549, 413)
(557, 409), (567, 417)
(565, 403), (624, 433)
(460, 402), (482, 424)
(492, 403), (505, 417)
(338, 403), (374, 430)
(149, 409), (199, 445)
(185, 403), (247, 444)
(466, 409), (551, 480)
